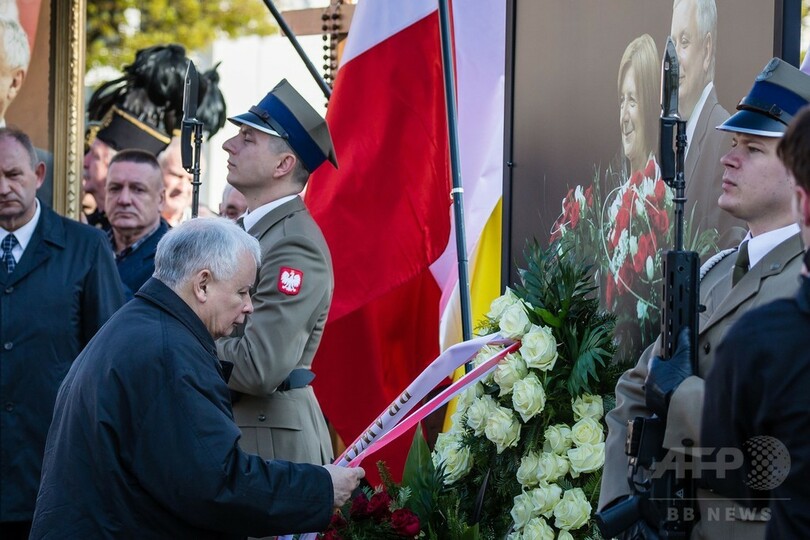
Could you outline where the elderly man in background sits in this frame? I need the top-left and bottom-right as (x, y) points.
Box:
(158, 136), (194, 226)
(31, 218), (364, 539)
(106, 149), (169, 300)
(219, 183), (248, 221)
(0, 127), (124, 539)
(670, 0), (745, 247)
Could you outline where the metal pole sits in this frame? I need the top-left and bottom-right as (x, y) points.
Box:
(262, 0), (333, 100)
(437, 0), (473, 353)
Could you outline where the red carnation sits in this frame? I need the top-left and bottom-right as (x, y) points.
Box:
(585, 185), (594, 207)
(633, 235), (653, 274)
(367, 490), (392, 519)
(605, 273), (616, 307)
(322, 530), (343, 540)
(349, 492), (370, 519)
(644, 158), (656, 179)
(329, 512), (347, 529)
(391, 508), (421, 536)
(654, 180), (667, 203)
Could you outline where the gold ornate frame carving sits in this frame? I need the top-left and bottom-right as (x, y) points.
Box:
(51, 0), (86, 219)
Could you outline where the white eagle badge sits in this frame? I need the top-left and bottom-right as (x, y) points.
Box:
(278, 266), (303, 295)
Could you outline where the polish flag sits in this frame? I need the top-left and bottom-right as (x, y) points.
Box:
(306, 0), (505, 482)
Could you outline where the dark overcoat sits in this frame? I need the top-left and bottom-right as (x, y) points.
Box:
(30, 278), (333, 539)
(0, 204), (124, 521)
(703, 275), (810, 539)
(115, 219), (169, 300)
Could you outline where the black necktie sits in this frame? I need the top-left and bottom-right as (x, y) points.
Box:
(236, 217), (246, 231)
(732, 240), (750, 287)
(2, 234), (18, 274)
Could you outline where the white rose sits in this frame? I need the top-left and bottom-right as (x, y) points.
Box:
(567, 442), (605, 478)
(645, 255), (655, 281)
(473, 344), (504, 368)
(485, 405), (521, 454)
(488, 288), (519, 320)
(543, 424), (573, 455)
(553, 488), (591, 531)
(557, 532), (574, 540)
(512, 373), (546, 422)
(441, 443), (473, 484)
(494, 353), (529, 396)
(506, 533), (522, 540)
(570, 417), (605, 446)
(466, 394), (497, 436)
(510, 491), (535, 530)
(523, 516), (555, 540)
(536, 451), (566, 484)
(553, 453), (570, 479)
(456, 383), (482, 412)
(517, 451), (541, 488)
(572, 394), (604, 420)
(499, 302), (531, 339)
(520, 324), (559, 371)
(432, 431), (459, 469)
(529, 483), (562, 518)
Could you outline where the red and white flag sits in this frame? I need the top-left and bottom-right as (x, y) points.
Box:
(306, 0), (505, 482)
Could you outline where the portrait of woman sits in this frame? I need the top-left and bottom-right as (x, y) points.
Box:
(617, 33), (659, 180)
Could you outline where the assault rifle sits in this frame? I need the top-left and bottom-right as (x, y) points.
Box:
(595, 37), (700, 539)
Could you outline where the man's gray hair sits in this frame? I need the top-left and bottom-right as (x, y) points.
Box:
(153, 217), (261, 288)
(674, 0), (718, 79)
(0, 17), (30, 70)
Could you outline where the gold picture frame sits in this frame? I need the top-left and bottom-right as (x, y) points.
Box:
(51, 0), (86, 219)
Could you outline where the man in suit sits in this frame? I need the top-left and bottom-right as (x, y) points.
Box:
(701, 106), (810, 539)
(30, 218), (364, 538)
(599, 59), (810, 539)
(106, 149), (170, 300)
(0, 127), (124, 539)
(84, 107), (172, 232)
(217, 79), (337, 466)
(671, 0), (746, 249)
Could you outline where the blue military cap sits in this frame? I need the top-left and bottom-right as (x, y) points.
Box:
(228, 79), (338, 172)
(718, 58), (810, 137)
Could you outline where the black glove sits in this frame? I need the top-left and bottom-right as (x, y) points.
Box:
(645, 328), (693, 417)
(620, 518), (660, 540)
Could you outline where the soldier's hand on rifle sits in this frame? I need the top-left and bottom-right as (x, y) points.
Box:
(644, 328), (693, 417)
(620, 517), (660, 540)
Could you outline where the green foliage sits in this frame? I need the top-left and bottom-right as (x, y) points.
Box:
(86, 0), (277, 70)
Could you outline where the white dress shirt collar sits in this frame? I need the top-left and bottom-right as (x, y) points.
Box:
(742, 223), (800, 269)
(242, 194), (299, 232)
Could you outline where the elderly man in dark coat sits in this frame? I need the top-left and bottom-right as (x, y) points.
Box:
(30, 218), (364, 539)
(0, 127), (124, 539)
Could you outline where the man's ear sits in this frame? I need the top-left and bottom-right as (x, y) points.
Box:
(193, 269), (213, 302)
(34, 161), (45, 190)
(800, 186), (810, 227)
(702, 32), (713, 75)
(273, 153), (297, 178)
(7, 67), (26, 104)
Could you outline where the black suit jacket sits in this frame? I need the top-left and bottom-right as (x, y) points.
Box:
(0, 204), (125, 521)
(703, 274), (810, 539)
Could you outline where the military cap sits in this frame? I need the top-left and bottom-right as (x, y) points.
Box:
(94, 106), (171, 155)
(228, 79), (338, 172)
(718, 58), (810, 137)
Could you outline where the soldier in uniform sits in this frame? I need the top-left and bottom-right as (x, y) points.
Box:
(217, 80), (337, 466)
(599, 59), (810, 539)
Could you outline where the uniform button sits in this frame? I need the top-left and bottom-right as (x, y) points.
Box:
(682, 438), (694, 447)
(4, 402), (13, 412)
(3, 342), (12, 351)
(703, 343), (710, 354)
(4, 286), (12, 294)
(257, 414), (266, 422)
